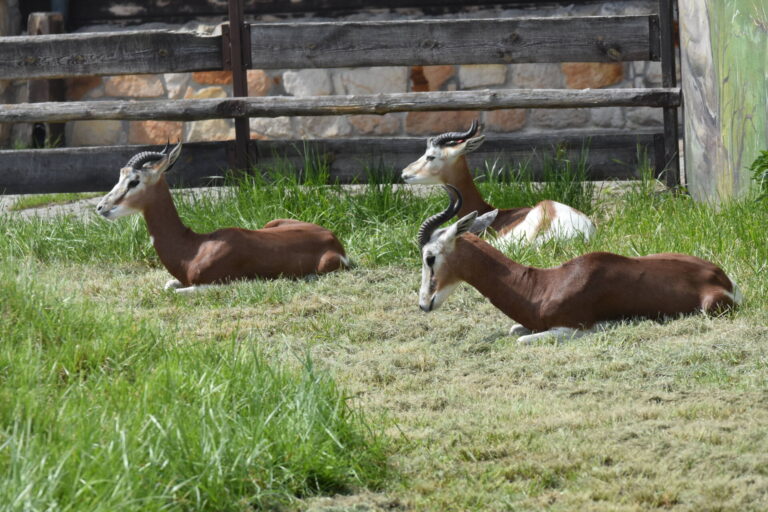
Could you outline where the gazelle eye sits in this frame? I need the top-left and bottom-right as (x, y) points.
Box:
(127, 179), (140, 189)
(425, 255), (436, 267)
(426, 156), (435, 161)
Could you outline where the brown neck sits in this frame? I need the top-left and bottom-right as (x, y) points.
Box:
(450, 234), (543, 329)
(446, 157), (494, 217)
(140, 177), (198, 279)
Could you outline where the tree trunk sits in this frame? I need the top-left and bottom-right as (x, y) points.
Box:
(679, 0), (768, 200)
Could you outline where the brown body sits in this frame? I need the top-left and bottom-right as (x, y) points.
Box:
(450, 234), (736, 331)
(417, 186), (739, 342)
(96, 143), (347, 289)
(143, 182), (347, 286)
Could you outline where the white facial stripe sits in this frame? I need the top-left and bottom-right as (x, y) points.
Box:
(429, 281), (460, 311)
(401, 141), (462, 184)
(100, 203), (139, 220)
(418, 235), (461, 312)
(96, 169), (145, 220)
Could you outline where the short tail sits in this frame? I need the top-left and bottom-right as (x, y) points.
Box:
(729, 278), (743, 306)
(339, 254), (355, 269)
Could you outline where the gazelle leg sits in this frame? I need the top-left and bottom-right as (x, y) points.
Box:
(516, 327), (588, 345)
(509, 323), (532, 336)
(164, 278), (183, 290)
(173, 284), (213, 294)
(164, 279), (212, 294)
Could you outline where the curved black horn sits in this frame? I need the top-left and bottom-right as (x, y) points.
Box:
(431, 119), (480, 147)
(126, 151), (165, 170)
(417, 185), (463, 248)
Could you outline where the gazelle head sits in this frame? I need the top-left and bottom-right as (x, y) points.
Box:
(96, 142), (183, 220)
(417, 185), (497, 312)
(401, 120), (486, 184)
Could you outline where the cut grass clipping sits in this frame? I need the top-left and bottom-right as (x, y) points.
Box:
(0, 263), (387, 511)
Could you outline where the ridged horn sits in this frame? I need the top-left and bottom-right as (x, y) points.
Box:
(431, 119), (480, 147)
(126, 151), (165, 170)
(418, 184), (463, 248)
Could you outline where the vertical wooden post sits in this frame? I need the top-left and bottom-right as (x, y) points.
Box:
(0, 0), (21, 147)
(658, 0), (680, 188)
(679, 0), (768, 201)
(28, 12), (66, 148)
(224, 0), (251, 171)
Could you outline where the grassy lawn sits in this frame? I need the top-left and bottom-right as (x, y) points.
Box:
(8, 192), (103, 211)
(1, 160), (767, 511)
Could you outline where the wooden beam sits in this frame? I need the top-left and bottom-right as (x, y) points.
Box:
(0, 14), (655, 80)
(0, 88), (681, 123)
(225, 0), (252, 171)
(0, 130), (660, 194)
(0, 29), (222, 80)
(67, 0), (642, 27)
(249, 16), (655, 69)
(658, 0), (680, 188)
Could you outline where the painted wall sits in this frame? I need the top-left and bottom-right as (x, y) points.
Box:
(680, 0), (768, 200)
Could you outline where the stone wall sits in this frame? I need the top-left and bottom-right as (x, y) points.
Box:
(64, 60), (664, 147)
(55, 1), (666, 146)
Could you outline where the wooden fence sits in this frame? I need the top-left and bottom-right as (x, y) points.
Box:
(0, 0), (680, 194)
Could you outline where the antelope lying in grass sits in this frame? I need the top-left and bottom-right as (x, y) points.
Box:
(96, 142), (348, 293)
(402, 120), (595, 245)
(417, 186), (741, 344)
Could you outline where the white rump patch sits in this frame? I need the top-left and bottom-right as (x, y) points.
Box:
(726, 278), (743, 305)
(494, 201), (595, 248)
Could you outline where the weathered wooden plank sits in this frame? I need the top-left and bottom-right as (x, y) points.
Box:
(0, 14), (655, 80)
(0, 130), (660, 194)
(250, 16), (655, 68)
(0, 30), (222, 80)
(257, 131), (659, 182)
(67, 0), (643, 26)
(0, 88), (681, 123)
(0, 142), (231, 195)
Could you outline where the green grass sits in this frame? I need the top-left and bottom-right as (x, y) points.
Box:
(8, 192), (102, 211)
(1, 153), (767, 511)
(0, 261), (387, 511)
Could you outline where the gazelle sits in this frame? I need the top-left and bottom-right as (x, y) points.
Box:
(417, 185), (741, 344)
(96, 142), (349, 293)
(402, 120), (595, 245)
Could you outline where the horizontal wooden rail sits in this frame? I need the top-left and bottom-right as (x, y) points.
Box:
(0, 30), (222, 80)
(0, 130), (660, 194)
(0, 88), (680, 123)
(68, 0), (629, 26)
(0, 15), (656, 80)
(250, 16), (657, 69)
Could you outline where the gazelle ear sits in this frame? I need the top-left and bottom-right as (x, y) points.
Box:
(468, 209), (497, 234)
(149, 141), (183, 174)
(443, 211), (479, 241)
(460, 135), (485, 155)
